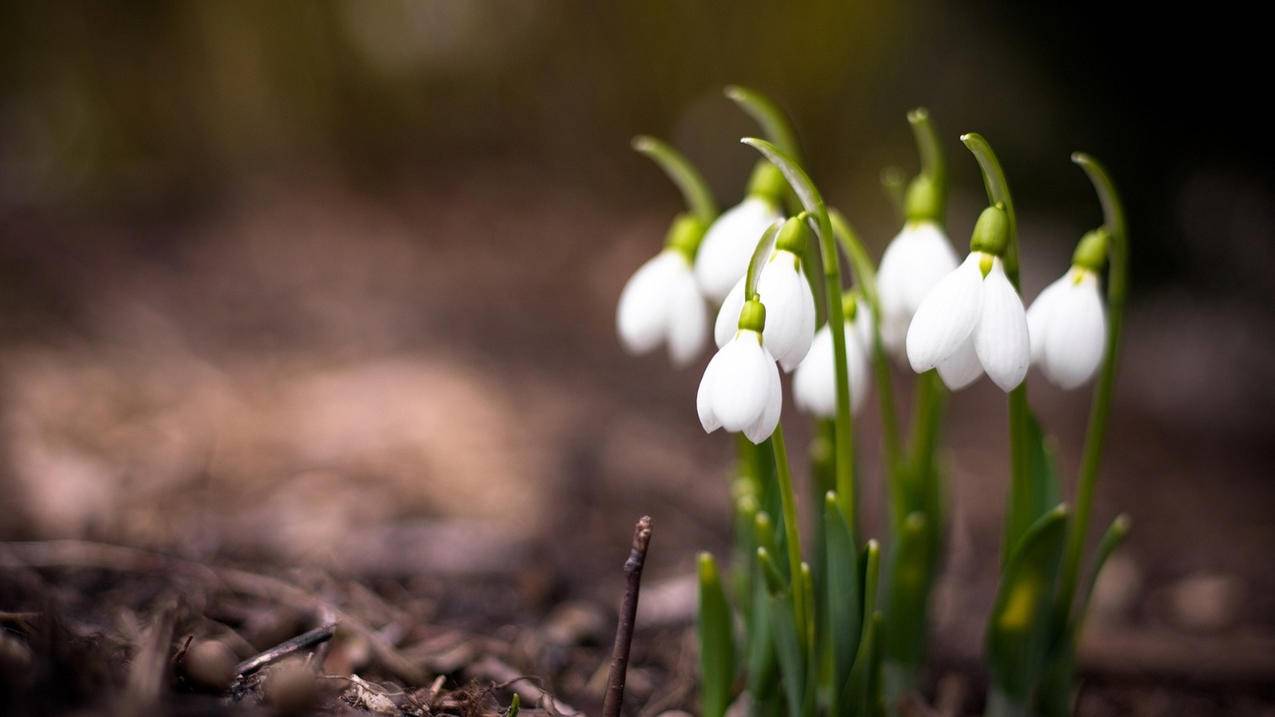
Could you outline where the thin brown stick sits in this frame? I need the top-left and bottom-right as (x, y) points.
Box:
(602, 515), (652, 717)
(236, 623), (337, 677)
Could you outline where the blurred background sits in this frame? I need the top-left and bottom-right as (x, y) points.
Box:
(1, 1), (1272, 713)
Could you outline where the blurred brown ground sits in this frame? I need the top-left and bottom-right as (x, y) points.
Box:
(2, 2), (1274, 714)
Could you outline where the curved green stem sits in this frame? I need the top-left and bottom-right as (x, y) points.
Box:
(1056, 153), (1130, 626)
(908, 108), (946, 211)
(726, 86), (802, 162)
(771, 425), (807, 640)
(632, 135), (718, 226)
(961, 133), (1029, 566)
(743, 138), (857, 536)
(744, 221), (782, 300)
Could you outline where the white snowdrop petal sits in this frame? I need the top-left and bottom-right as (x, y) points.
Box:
(901, 222), (961, 315)
(906, 253), (984, 373)
(876, 227), (919, 322)
(846, 326), (872, 414)
(758, 252), (816, 372)
(694, 198), (782, 302)
(793, 325), (836, 417)
(710, 332), (773, 431)
(853, 310), (875, 351)
(714, 277), (747, 348)
(974, 259), (1031, 392)
(697, 346), (725, 432)
(666, 261), (709, 367)
(1026, 274), (1069, 363)
(1042, 272), (1107, 389)
(936, 334), (983, 390)
(744, 349), (783, 443)
(617, 251), (678, 355)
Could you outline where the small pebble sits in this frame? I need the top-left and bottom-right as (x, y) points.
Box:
(181, 639), (238, 691)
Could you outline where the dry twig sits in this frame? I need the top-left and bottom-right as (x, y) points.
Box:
(602, 516), (652, 717)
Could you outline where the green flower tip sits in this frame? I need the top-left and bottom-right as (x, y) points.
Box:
(907, 107), (930, 126)
(904, 174), (942, 222)
(738, 299), (767, 333)
(747, 161), (787, 206)
(970, 203), (1010, 256)
(698, 552), (720, 582)
(665, 213), (708, 262)
(776, 215), (811, 254)
(841, 291), (859, 322)
(756, 547), (786, 594)
(630, 135), (657, 153)
(1072, 228), (1110, 272)
(1111, 513), (1132, 536)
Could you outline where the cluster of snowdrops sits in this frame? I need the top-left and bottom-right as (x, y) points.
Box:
(615, 89), (1129, 717)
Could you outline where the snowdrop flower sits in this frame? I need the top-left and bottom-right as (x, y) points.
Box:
(698, 299), (782, 444)
(616, 215), (709, 367)
(793, 294), (874, 417)
(876, 220), (959, 354)
(906, 204), (1030, 392)
(713, 217), (816, 372)
(1027, 230), (1109, 389)
(694, 163), (786, 302)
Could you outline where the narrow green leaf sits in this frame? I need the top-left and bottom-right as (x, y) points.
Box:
(986, 506), (1070, 703)
(745, 221), (782, 299)
(504, 693), (520, 717)
(1006, 410), (1063, 553)
(843, 541), (881, 712)
(1073, 514), (1131, 636)
(823, 491), (861, 709)
(758, 549), (807, 717)
(882, 512), (932, 681)
(632, 135), (718, 225)
(741, 139), (825, 221)
(724, 86), (801, 160)
(698, 553), (736, 717)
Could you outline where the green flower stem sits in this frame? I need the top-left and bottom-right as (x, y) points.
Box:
(725, 86), (802, 161)
(771, 425), (807, 641)
(743, 138), (857, 536)
(1055, 153), (1130, 626)
(829, 210), (902, 475)
(961, 133), (1029, 566)
(880, 167), (908, 222)
(909, 108), (946, 207)
(632, 135), (718, 226)
(744, 222), (782, 299)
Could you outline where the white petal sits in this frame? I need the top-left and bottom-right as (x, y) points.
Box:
(853, 308), (876, 351)
(793, 325), (836, 417)
(757, 251), (816, 372)
(694, 198), (782, 302)
(906, 253), (984, 373)
(617, 251), (679, 355)
(665, 259), (709, 367)
(1026, 273), (1070, 363)
(1041, 271), (1107, 389)
(846, 324), (872, 414)
(876, 227), (920, 329)
(697, 345), (725, 432)
(900, 222), (960, 315)
(744, 348), (783, 443)
(936, 334), (983, 390)
(714, 277), (747, 348)
(974, 258), (1031, 392)
(710, 331), (773, 431)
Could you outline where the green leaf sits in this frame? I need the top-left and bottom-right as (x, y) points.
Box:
(758, 548), (807, 717)
(882, 512), (932, 680)
(632, 135), (718, 225)
(724, 86), (801, 160)
(843, 541), (881, 713)
(823, 491), (861, 711)
(504, 693), (520, 717)
(698, 553), (736, 717)
(986, 506), (1071, 703)
(1006, 410), (1063, 552)
(1074, 514), (1131, 635)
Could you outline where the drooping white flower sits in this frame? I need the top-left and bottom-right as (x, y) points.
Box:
(617, 248), (708, 367)
(714, 247), (816, 372)
(906, 251), (1030, 392)
(793, 305), (874, 418)
(698, 319), (782, 444)
(1027, 267), (1106, 389)
(876, 220), (959, 355)
(694, 196), (783, 303)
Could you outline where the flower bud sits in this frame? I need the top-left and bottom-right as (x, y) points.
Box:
(746, 161), (787, 205)
(1071, 228), (1110, 273)
(775, 216), (812, 255)
(737, 298), (766, 333)
(904, 174), (942, 222)
(664, 213), (708, 262)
